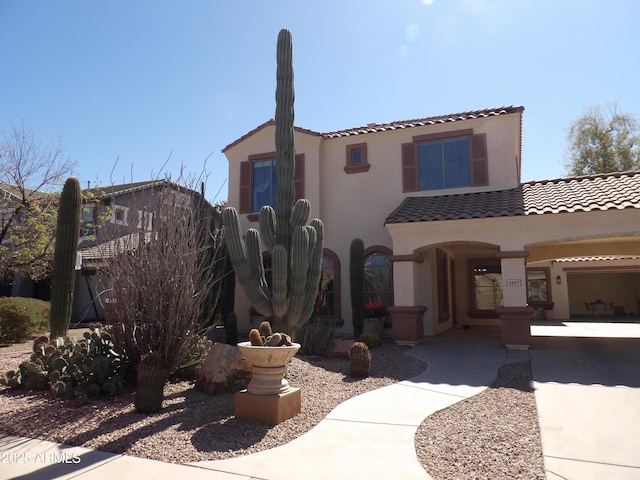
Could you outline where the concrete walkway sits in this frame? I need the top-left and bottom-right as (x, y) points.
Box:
(530, 335), (640, 480)
(1, 324), (639, 479)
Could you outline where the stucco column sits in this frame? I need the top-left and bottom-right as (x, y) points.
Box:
(496, 250), (533, 348)
(388, 254), (428, 345)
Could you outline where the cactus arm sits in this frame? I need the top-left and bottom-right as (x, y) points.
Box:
(300, 219), (324, 322)
(290, 199), (310, 228)
(50, 177), (82, 339)
(222, 207), (273, 316)
(271, 245), (288, 319)
(259, 205), (277, 251)
(287, 226), (310, 326)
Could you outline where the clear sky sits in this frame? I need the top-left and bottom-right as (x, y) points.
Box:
(1, 0), (639, 203)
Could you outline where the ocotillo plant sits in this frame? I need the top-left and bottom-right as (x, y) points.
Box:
(350, 238), (365, 339)
(222, 28), (324, 338)
(49, 176), (82, 338)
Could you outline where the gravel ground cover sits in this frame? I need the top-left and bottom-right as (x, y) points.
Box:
(0, 336), (544, 478)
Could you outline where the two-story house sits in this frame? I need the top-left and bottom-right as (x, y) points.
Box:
(224, 105), (640, 346)
(74, 179), (217, 324)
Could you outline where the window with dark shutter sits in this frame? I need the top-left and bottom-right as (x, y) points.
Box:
(240, 152), (306, 214)
(403, 129), (489, 191)
(402, 143), (418, 192)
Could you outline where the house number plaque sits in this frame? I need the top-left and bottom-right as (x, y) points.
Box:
(506, 279), (522, 287)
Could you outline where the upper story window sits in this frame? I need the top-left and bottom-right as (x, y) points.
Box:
(402, 128), (488, 192)
(344, 143), (370, 174)
(253, 158), (277, 211)
(80, 206), (96, 239)
(111, 204), (129, 226)
(239, 152), (305, 215)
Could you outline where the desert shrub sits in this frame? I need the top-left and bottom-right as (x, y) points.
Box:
(101, 177), (224, 381)
(172, 336), (212, 381)
(299, 316), (339, 357)
(0, 297), (50, 343)
(1, 327), (127, 400)
(356, 333), (382, 349)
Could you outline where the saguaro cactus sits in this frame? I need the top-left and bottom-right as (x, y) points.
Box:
(350, 238), (365, 339)
(49, 176), (82, 339)
(223, 29), (324, 337)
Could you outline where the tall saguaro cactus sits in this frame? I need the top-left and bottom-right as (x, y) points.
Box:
(50, 176), (82, 338)
(223, 28), (324, 336)
(350, 238), (365, 339)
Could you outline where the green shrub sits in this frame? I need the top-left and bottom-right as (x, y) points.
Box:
(357, 332), (382, 349)
(0, 297), (50, 344)
(299, 316), (339, 357)
(0, 327), (128, 400)
(172, 336), (212, 381)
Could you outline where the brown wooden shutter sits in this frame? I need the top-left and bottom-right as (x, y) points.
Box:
(239, 160), (251, 213)
(471, 134), (488, 186)
(295, 153), (305, 200)
(402, 143), (418, 192)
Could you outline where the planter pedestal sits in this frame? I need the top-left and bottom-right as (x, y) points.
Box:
(497, 306), (533, 348)
(235, 341), (301, 424)
(235, 387), (301, 425)
(388, 306), (427, 345)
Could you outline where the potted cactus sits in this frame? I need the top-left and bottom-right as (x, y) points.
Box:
(237, 321), (300, 395)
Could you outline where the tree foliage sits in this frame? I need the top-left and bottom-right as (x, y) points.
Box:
(0, 122), (76, 282)
(564, 102), (640, 176)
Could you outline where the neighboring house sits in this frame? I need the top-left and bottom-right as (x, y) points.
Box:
(73, 179), (217, 324)
(223, 105), (640, 346)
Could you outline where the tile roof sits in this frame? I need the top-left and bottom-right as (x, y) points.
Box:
(385, 171), (640, 224)
(322, 105), (524, 139)
(222, 106), (524, 152)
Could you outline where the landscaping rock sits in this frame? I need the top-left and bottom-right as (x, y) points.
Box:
(328, 339), (352, 359)
(195, 343), (252, 394)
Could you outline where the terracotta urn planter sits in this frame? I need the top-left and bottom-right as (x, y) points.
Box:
(237, 341), (300, 395)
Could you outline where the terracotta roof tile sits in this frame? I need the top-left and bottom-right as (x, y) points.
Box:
(322, 106), (524, 139)
(222, 106), (524, 151)
(385, 171), (640, 224)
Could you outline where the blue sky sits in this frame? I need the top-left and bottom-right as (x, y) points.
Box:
(1, 0), (639, 203)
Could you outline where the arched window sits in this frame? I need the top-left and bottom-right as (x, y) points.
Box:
(364, 246), (393, 311)
(313, 249), (341, 319)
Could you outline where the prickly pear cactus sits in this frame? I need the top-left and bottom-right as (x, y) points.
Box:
(348, 341), (371, 378)
(223, 29), (324, 337)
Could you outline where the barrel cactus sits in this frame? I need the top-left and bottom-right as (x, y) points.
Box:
(348, 341), (371, 378)
(223, 29), (324, 338)
(49, 177), (82, 339)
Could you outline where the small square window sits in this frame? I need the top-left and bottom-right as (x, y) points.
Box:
(344, 143), (370, 174)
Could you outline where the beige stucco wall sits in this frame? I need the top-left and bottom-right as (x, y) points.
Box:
(224, 112), (523, 332)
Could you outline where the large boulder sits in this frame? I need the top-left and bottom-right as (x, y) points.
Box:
(195, 343), (252, 394)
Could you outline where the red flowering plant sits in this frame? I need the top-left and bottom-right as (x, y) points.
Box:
(364, 300), (388, 318)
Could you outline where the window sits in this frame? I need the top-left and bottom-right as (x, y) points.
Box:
(402, 129), (488, 192)
(80, 206), (96, 238)
(239, 153), (305, 214)
(364, 247), (393, 312)
(470, 259), (503, 314)
(526, 268), (552, 307)
(252, 158), (277, 212)
(344, 143), (370, 173)
(418, 137), (470, 189)
(137, 210), (154, 231)
(111, 204), (129, 226)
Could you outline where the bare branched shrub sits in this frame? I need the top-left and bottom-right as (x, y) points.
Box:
(101, 178), (223, 376)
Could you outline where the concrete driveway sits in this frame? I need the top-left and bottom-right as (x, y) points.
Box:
(530, 335), (640, 480)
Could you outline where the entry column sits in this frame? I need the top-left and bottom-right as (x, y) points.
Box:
(496, 250), (534, 348)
